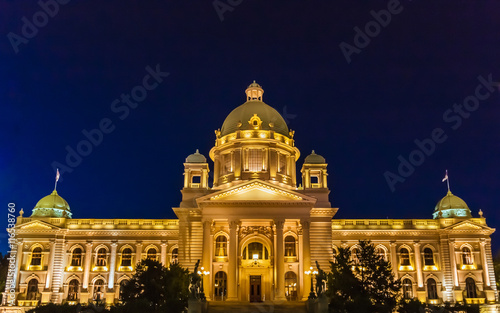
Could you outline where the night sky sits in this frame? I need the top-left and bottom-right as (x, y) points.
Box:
(1, 1), (500, 254)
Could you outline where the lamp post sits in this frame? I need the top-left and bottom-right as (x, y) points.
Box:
(197, 267), (210, 300)
(304, 266), (318, 299)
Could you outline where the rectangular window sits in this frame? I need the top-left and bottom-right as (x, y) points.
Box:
(279, 154), (287, 173)
(222, 154), (232, 175)
(248, 149), (263, 172)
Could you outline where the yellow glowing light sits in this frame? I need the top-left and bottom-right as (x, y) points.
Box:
(253, 254), (259, 260)
(461, 264), (476, 270)
(423, 265), (438, 271)
(399, 265), (414, 271)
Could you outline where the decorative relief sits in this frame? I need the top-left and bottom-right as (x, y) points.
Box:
(239, 226), (273, 239)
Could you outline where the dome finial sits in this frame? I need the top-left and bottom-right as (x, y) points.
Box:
(245, 81), (264, 101)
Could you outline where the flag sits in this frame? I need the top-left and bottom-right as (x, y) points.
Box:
(442, 170), (448, 182)
(56, 168), (60, 182)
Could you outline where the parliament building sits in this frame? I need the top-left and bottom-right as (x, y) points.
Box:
(2, 82), (498, 311)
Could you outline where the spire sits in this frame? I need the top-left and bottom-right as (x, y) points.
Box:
(442, 170), (450, 193)
(245, 81), (264, 101)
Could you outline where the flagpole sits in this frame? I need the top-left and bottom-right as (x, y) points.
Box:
(54, 169), (60, 191)
(446, 170), (450, 192)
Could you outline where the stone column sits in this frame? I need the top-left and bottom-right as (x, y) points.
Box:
(83, 241), (93, 289)
(213, 156), (220, 187)
(45, 240), (56, 289)
(135, 242), (143, 265)
(298, 224), (304, 299)
(301, 220), (311, 300)
(227, 220), (239, 300)
(449, 240), (459, 287)
(108, 242), (118, 289)
(275, 219), (286, 300)
(14, 240), (24, 290)
(202, 220), (212, 299)
(161, 241), (167, 266)
(390, 241), (398, 279)
(413, 241), (423, 288)
(479, 239), (490, 286)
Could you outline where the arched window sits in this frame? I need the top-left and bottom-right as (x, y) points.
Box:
(121, 248), (132, 267)
(376, 247), (386, 261)
(424, 248), (434, 266)
(351, 248), (360, 263)
(27, 279), (38, 300)
(146, 248), (157, 261)
(119, 280), (128, 301)
(284, 236), (296, 257)
(93, 279), (105, 301)
(462, 247), (473, 265)
(67, 279), (79, 301)
(96, 248), (107, 267)
(465, 278), (477, 298)
(427, 278), (438, 299)
(71, 248), (83, 267)
(285, 272), (297, 301)
(31, 247), (42, 266)
(402, 279), (413, 299)
(171, 248), (178, 264)
(214, 271), (227, 301)
(400, 248), (410, 266)
(244, 242), (269, 260)
(215, 236), (228, 257)
(332, 247), (338, 263)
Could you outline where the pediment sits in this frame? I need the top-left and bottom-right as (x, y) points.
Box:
(197, 180), (316, 205)
(444, 220), (492, 232)
(19, 220), (59, 230)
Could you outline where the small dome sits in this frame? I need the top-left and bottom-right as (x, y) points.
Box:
(220, 82), (289, 137)
(186, 149), (207, 163)
(31, 190), (72, 218)
(433, 191), (472, 219)
(304, 150), (326, 164)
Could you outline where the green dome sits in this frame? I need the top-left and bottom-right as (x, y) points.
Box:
(186, 149), (207, 163)
(220, 81), (289, 137)
(433, 191), (471, 219)
(304, 150), (326, 164)
(221, 101), (289, 136)
(31, 190), (72, 218)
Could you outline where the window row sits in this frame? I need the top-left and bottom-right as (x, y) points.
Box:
(339, 245), (476, 268)
(214, 236), (297, 258)
(28, 246), (178, 269)
(402, 277), (479, 300)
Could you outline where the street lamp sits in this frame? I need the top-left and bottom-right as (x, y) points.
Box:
(197, 267), (210, 300)
(304, 266), (318, 299)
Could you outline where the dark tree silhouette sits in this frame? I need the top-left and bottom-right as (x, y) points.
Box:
(327, 240), (401, 313)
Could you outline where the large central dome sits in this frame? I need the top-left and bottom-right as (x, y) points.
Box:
(220, 81), (289, 137)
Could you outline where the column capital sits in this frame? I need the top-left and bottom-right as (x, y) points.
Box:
(390, 241), (397, 247)
(86, 241), (93, 246)
(229, 220), (239, 229)
(480, 238), (487, 246)
(136, 241), (143, 246)
(111, 241), (118, 247)
(274, 219), (285, 229)
(300, 219), (310, 230)
(413, 241), (421, 247)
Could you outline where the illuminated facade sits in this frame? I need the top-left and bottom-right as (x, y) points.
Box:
(2, 82), (498, 311)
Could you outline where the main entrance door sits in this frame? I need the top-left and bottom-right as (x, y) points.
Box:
(249, 275), (262, 302)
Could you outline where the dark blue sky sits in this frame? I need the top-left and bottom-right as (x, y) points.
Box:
(1, 1), (500, 253)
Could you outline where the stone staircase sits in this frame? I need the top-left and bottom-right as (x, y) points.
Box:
(208, 301), (308, 313)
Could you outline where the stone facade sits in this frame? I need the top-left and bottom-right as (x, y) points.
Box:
(2, 82), (497, 311)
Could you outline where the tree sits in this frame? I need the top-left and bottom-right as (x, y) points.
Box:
(327, 240), (401, 313)
(0, 253), (10, 292)
(118, 259), (189, 313)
